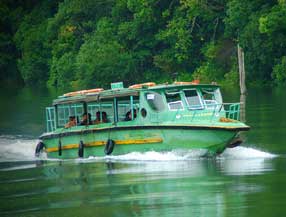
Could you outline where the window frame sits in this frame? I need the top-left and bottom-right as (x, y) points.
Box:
(183, 88), (204, 110)
(165, 91), (184, 111)
(201, 88), (222, 108)
(57, 103), (84, 127)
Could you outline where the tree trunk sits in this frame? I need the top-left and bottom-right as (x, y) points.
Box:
(237, 44), (247, 94)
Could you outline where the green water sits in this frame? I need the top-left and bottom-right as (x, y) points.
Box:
(0, 86), (286, 217)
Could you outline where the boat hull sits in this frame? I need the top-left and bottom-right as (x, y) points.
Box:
(40, 126), (240, 159)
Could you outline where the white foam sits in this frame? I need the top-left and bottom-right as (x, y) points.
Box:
(217, 146), (277, 175)
(0, 136), (38, 162)
(0, 135), (277, 163)
(219, 146), (277, 159)
(83, 149), (209, 163)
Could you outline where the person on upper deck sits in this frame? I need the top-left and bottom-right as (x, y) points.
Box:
(124, 109), (137, 121)
(93, 111), (101, 124)
(102, 111), (108, 123)
(65, 116), (76, 128)
(79, 112), (91, 125)
(93, 111), (109, 124)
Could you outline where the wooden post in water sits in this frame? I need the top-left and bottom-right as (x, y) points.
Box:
(237, 44), (247, 94)
(240, 94), (246, 122)
(238, 44), (246, 123)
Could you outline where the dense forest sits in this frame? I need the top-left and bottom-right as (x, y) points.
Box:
(0, 0), (285, 90)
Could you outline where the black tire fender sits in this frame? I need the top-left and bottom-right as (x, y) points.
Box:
(78, 140), (84, 158)
(105, 139), (115, 155)
(35, 141), (45, 157)
(58, 140), (62, 156)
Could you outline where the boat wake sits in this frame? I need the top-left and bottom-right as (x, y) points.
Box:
(0, 135), (277, 163)
(219, 146), (277, 159)
(217, 146), (277, 175)
(0, 135), (279, 175)
(86, 149), (209, 162)
(0, 135), (39, 162)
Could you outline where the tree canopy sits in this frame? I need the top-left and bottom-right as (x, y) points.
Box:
(1, 0), (286, 89)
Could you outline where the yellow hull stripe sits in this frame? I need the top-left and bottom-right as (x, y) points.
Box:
(46, 138), (163, 153)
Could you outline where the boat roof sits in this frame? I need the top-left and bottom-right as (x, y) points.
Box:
(148, 83), (219, 90)
(53, 82), (219, 105)
(53, 88), (139, 105)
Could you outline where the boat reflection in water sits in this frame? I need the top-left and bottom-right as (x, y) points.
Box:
(27, 147), (273, 216)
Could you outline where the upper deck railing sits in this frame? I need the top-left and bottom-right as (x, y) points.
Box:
(186, 102), (241, 122)
(45, 102), (242, 132)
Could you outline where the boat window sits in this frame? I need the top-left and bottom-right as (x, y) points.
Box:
(201, 88), (222, 108)
(57, 104), (84, 127)
(165, 92), (184, 111)
(88, 101), (113, 123)
(141, 108), (147, 118)
(87, 103), (99, 121)
(46, 107), (56, 132)
(117, 96), (139, 121)
(145, 92), (165, 112)
(184, 89), (203, 110)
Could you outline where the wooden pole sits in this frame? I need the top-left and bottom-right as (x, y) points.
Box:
(237, 44), (247, 94)
(240, 94), (246, 122)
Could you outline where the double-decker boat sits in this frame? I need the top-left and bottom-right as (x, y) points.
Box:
(35, 81), (250, 159)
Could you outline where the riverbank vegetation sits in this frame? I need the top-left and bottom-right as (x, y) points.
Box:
(1, 0), (285, 90)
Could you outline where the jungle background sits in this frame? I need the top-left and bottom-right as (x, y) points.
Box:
(1, 0), (286, 90)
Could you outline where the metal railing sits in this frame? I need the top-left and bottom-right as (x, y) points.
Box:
(46, 107), (56, 132)
(186, 102), (241, 122)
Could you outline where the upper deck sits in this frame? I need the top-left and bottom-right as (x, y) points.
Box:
(45, 82), (244, 133)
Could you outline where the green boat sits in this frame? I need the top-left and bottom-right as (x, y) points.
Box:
(36, 81), (250, 159)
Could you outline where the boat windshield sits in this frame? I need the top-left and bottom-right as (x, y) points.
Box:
(201, 88), (222, 108)
(184, 89), (203, 110)
(165, 91), (184, 111)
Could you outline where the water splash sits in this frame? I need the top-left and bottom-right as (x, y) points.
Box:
(217, 146), (277, 176)
(0, 135), (277, 163)
(0, 135), (38, 162)
(84, 149), (209, 163)
(219, 146), (277, 159)
(0, 136), (279, 176)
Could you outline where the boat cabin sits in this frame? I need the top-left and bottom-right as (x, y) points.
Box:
(45, 82), (240, 132)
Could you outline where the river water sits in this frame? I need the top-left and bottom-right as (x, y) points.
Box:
(0, 86), (286, 217)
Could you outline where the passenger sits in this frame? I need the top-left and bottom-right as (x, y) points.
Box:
(125, 109), (137, 121)
(80, 112), (91, 125)
(93, 111), (101, 124)
(65, 116), (76, 128)
(125, 111), (131, 121)
(93, 111), (109, 124)
(102, 111), (109, 123)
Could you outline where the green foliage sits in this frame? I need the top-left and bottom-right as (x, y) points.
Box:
(76, 18), (136, 88)
(2, 0), (286, 88)
(15, 21), (50, 85)
(272, 56), (286, 84)
(48, 52), (77, 89)
(155, 0), (227, 82)
(259, 5), (286, 34)
(221, 63), (239, 88)
(14, 1), (60, 85)
(0, 0), (26, 85)
(192, 40), (237, 85)
(224, 0), (286, 85)
(45, 0), (114, 89)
